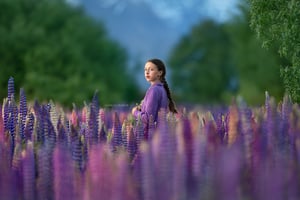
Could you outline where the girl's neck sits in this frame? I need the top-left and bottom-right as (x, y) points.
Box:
(150, 80), (162, 85)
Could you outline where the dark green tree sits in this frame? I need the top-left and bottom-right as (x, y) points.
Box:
(224, 2), (285, 104)
(168, 2), (285, 105)
(168, 20), (234, 104)
(248, 0), (300, 102)
(0, 0), (139, 106)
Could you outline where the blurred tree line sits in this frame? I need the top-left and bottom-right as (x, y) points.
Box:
(168, 1), (285, 105)
(0, 0), (139, 107)
(0, 0), (292, 107)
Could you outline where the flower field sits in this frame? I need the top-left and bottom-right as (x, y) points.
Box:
(1, 77), (300, 200)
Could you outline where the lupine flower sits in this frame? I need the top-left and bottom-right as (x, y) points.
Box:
(53, 144), (75, 200)
(7, 77), (15, 101)
(22, 142), (36, 200)
(18, 88), (27, 140)
(111, 111), (123, 152)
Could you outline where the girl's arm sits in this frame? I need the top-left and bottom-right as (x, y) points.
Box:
(133, 87), (160, 123)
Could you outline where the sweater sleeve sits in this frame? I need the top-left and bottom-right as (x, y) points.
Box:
(133, 86), (160, 123)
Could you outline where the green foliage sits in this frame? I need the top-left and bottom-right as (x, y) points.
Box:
(169, 20), (234, 104)
(0, 0), (139, 107)
(249, 0), (300, 102)
(224, 2), (284, 104)
(168, 1), (285, 105)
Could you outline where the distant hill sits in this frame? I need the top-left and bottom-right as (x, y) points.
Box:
(80, 0), (196, 65)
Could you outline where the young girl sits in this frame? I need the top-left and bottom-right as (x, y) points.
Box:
(131, 58), (177, 139)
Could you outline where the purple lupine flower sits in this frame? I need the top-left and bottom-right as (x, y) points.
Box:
(87, 103), (99, 145)
(172, 128), (187, 200)
(215, 146), (242, 200)
(24, 112), (35, 141)
(0, 143), (15, 199)
(71, 125), (85, 172)
(84, 144), (114, 199)
(49, 100), (59, 134)
(127, 123), (137, 161)
(91, 91), (100, 114)
(134, 118), (144, 148)
(42, 105), (56, 150)
(53, 144), (75, 200)
(3, 99), (9, 131)
(111, 112), (123, 152)
(263, 92), (277, 157)
(36, 144), (54, 200)
(139, 142), (157, 200)
(181, 115), (194, 180)
(0, 104), (4, 142)
(278, 94), (293, 154)
(152, 108), (176, 200)
(7, 77), (15, 101)
(22, 142), (36, 200)
(113, 153), (138, 200)
(19, 88), (27, 140)
(215, 113), (226, 143)
(57, 116), (67, 147)
(33, 100), (45, 144)
(240, 105), (254, 167)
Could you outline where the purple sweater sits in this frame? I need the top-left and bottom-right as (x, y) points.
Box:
(134, 83), (168, 124)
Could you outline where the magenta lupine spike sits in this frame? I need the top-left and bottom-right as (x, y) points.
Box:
(0, 144), (15, 199)
(113, 153), (138, 200)
(139, 142), (157, 200)
(215, 146), (242, 200)
(111, 111), (123, 152)
(99, 125), (107, 143)
(172, 127), (187, 200)
(37, 144), (54, 200)
(70, 108), (78, 128)
(182, 115), (194, 178)
(19, 88), (27, 140)
(254, 158), (285, 200)
(153, 108), (175, 200)
(85, 144), (114, 199)
(22, 142), (36, 200)
(53, 144), (75, 200)
(192, 126), (207, 189)
(7, 76), (15, 101)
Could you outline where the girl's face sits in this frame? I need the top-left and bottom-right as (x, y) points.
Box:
(144, 62), (163, 85)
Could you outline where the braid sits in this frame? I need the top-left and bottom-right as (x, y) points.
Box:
(147, 58), (178, 114)
(161, 77), (178, 114)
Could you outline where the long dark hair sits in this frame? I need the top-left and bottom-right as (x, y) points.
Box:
(147, 58), (178, 114)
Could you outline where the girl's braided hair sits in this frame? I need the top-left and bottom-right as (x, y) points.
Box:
(147, 58), (178, 114)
